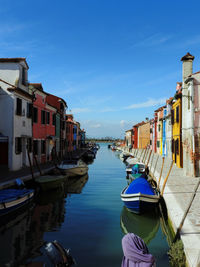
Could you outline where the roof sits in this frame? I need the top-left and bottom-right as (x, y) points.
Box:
(7, 87), (32, 100)
(0, 58), (29, 69)
(181, 52), (194, 61)
(29, 83), (44, 91)
(46, 94), (68, 109)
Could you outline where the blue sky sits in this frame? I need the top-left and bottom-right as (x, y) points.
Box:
(1, 0), (200, 138)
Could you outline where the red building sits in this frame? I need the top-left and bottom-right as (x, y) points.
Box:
(31, 83), (56, 163)
(153, 110), (158, 153)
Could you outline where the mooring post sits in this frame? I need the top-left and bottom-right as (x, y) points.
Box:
(161, 160), (173, 196)
(158, 157), (165, 189)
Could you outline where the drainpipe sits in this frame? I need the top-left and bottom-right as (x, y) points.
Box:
(190, 79), (196, 176)
(186, 77), (196, 176)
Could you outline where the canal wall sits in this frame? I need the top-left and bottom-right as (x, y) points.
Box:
(140, 149), (200, 267)
(123, 147), (200, 267)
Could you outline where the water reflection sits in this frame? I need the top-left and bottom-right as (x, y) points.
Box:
(64, 174), (89, 194)
(120, 206), (160, 244)
(0, 188), (66, 266)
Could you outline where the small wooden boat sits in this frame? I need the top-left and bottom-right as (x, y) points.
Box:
(45, 240), (75, 266)
(121, 178), (160, 214)
(126, 162), (146, 177)
(57, 159), (88, 177)
(0, 188), (34, 216)
(35, 175), (66, 191)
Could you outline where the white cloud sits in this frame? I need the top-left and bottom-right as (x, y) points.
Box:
(132, 33), (172, 48)
(91, 123), (101, 128)
(124, 97), (166, 110)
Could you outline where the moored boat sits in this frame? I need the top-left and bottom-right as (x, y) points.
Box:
(121, 177), (160, 214)
(57, 159), (88, 177)
(0, 188), (34, 216)
(35, 175), (66, 191)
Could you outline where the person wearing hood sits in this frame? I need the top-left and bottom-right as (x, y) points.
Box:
(121, 233), (155, 267)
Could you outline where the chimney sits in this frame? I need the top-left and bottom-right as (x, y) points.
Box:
(181, 52), (194, 84)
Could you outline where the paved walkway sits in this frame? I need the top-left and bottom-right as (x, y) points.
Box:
(125, 148), (200, 267)
(0, 162), (55, 189)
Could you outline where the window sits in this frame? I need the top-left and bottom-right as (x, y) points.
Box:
(176, 106), (179, 123)
(150, 128), (153, 133)
(41, 140), (46, 154)
(41, 110), (46, 124)
(22, 67), (27, 85)
(158, 125), (161, 132)
(171, 109), (174, 125)
(27, 103), (32, 118)
(46, 112), (50, 124)
(172, 139), (174, 153)
(15, 137), (22, 154)
(33, 107), (38, 123)
(16, 98), (22, 115)
(52, 113), (56, 126)
(175, 139), (179, 155)
(33, 140), (38, 155)
(157, 141), (160, 148)
(27, 138), (32, 152)
(150, 140), (152, 145)
(62, 120), (65, 130)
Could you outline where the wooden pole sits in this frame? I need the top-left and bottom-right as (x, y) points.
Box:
(152, 154), (159, 179)
(144, 148), (149, 164)
(161, 160), (173, 196)
(34, 154), (42, 176)
(146, 149), (152, 166)
(158, 157), (165, 189)
(139, 149), (144, 161)
(142, 148), (147, 163)
(173, 177), (200, 242)
(149, 152), (154, 173)
(27, 148), (34, 179)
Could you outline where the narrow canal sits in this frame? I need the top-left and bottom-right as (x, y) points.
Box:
(0, 143), (171, 266)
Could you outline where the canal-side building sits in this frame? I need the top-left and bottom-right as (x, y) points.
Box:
(80, 128), (86, 147)
(66, 114), (74, 153)
(132, 123), (139, 149)
(165, 97), (173, 159)
(125, 129), (133, 150)
(73, 123), (77, 151)
(29, 83), (56, 164)
(46, 94), (67, 158)
(184, 66), (200, 176)
(150, 119), (154, 151)
(162, 107), (167, 157)
(156, 107), (164, 155)
(152, 111), (158, 153)
(138, 120), (150, 149)
(181, 52), (200, 176)
(0, 58), (32, 171)
(171, 87), (182, 168)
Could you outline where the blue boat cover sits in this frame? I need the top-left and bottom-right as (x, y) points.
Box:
(0, 189), (34, 203)
(126, 178), (155, 195)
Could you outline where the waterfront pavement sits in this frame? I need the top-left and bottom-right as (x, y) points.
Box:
(0, 162), (55, 189)
(128, 148), (200, 267)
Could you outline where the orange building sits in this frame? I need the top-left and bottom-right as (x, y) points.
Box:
(138, 121), (150, 149)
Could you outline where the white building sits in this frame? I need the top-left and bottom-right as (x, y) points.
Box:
(0, 58), (32, 170)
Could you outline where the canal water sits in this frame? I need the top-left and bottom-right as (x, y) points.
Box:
(0, 143), (171, 266)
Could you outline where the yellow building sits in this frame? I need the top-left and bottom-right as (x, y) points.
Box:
(172, 97), (183, 168)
